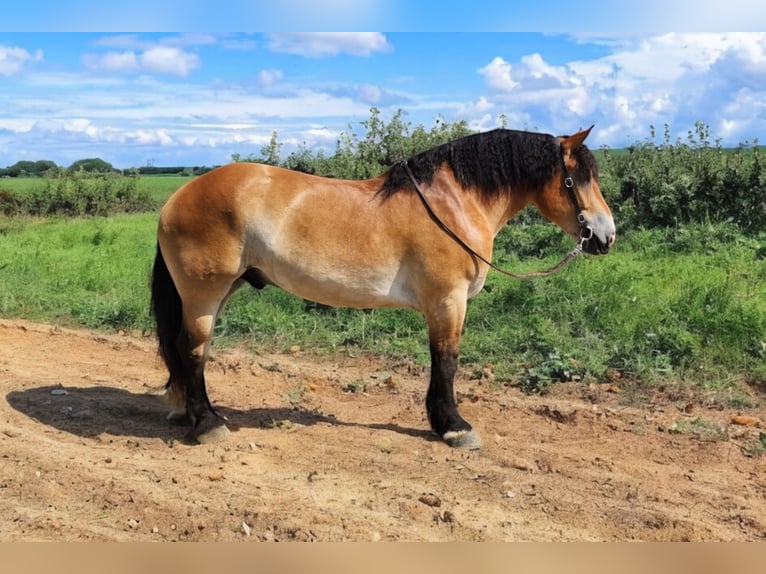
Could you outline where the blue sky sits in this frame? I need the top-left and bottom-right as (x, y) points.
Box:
(2, 6), (766, 168)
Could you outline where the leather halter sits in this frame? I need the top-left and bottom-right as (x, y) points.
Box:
(401, 150), (592, 280)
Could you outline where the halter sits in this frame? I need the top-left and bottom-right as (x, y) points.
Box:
(402, 149), (592, 280)
(559, 152), (594, 244)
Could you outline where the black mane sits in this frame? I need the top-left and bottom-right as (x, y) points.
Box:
(377, 128), (597, 200)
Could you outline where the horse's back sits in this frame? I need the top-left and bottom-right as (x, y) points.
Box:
(160, 163), (329, 246)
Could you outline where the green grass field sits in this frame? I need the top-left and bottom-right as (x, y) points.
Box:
(1, 208), (764, 394)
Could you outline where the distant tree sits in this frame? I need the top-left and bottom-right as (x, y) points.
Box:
(259, 131), (283, 166)
(68, 158), (116, 173)
(1, 159), (60, 177)
(232, 131), (283, 166)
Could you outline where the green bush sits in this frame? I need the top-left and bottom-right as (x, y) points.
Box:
(600, 122), (766, 233)
(18, 171), (155, 217)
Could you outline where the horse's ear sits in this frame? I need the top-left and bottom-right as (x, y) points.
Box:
(559, 124), (594, 151)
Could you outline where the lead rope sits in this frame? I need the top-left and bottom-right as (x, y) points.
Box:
(402, 161), (588, 279)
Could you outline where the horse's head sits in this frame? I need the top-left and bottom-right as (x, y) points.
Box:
(535, 126), (616, 255)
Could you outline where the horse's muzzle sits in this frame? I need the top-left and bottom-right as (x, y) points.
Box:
(582, 232), (614, 255)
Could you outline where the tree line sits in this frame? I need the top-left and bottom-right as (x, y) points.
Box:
(2, 107), (764, 232)
(0, 158), (117, 177)
(0, 158), (211, 178)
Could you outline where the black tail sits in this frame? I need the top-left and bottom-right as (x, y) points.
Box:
(150, 243), (185, 402)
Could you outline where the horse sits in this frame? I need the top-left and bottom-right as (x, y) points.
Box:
(150, 125), (615, 449)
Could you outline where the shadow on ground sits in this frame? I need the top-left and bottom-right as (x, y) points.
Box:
(6, 384), (435, 443)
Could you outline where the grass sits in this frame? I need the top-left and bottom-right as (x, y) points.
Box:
(135, 175), (192, 203)
(0, 212), (764, 395)
(0, 213), (157, 330)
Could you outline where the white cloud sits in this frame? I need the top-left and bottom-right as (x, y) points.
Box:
(303, 126), (337, 143)
(82, 51), (140, 73)
(139, 46), (199, 76)
(521, 53), (576, 87)
(83, 42), (200, 77)
(477, 57), (518, 92)
(266, 33), (391, 57)
(0, 45), (43, 76)
(132, 128), (174, 146)
(456, 96), (495, 118)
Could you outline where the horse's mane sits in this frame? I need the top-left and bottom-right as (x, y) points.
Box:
(377, 128), (597, 200)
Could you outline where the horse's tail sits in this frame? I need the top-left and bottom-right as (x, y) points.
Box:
(150, 243), (186, 409)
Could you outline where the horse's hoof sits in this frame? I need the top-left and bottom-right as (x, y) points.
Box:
(195, 424), (231, 444)
(442, 429), (482, 450)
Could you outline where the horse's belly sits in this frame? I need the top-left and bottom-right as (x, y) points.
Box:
(262, 263), (416, 310)
(245, 202), (418, 309)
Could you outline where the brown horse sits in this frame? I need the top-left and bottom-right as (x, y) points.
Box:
(151, 126), (615, 449)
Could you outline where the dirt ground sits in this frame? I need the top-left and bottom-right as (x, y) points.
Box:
(1, 318), (764, 542)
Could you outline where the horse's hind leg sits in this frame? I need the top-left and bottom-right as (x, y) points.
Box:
(176, 283), (236, 444)
(424, 295), (482, 450)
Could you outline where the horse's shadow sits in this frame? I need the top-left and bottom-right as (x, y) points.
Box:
(6, 384), (435, 443)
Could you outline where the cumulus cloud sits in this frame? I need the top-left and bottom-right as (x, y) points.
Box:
(475, 33), (766, 146)
(266, 33), (391, 57)
(83, 42), (200, 77)
(477, 57), (518, 92)
(140, 46), (199, 76)
(521, 53), (578, 87)
(0, 45), (43, 76)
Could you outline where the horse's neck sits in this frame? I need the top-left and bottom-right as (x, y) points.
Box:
(430, 177), (529, 240)
(478, 188), (533, 237)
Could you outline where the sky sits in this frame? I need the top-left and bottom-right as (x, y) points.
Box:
(2, 3), (766, 169)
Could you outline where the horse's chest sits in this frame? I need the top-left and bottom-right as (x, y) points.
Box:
(466, 274), (489, 299)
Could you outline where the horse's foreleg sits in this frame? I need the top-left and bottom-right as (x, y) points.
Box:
(425, 297), (482, 450)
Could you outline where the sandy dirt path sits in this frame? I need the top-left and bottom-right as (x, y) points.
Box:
(1, 318), (764, 541)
